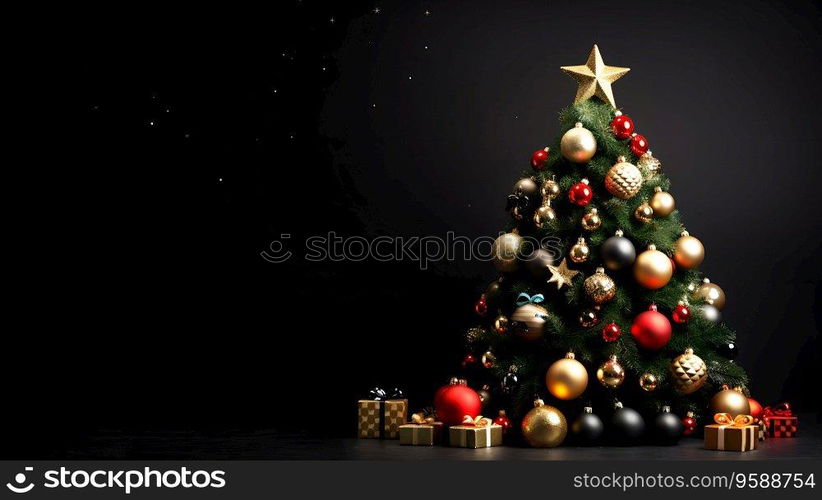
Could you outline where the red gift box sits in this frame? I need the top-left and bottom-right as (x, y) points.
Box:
(763, 402), (798, 438)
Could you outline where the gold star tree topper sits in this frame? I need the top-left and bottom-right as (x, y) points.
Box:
(561, 45), (629, 108)
(547, 258), (580, 290)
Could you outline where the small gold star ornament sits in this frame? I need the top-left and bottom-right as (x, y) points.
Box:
(561, 45), (629, 108)
(547, 258), (580, 290)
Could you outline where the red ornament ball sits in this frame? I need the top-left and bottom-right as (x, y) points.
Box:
(631, 304), (672, 350)
(748, 398), (763, 420)
(568, 180), (593, 206)
(493, 410), (513, 433)
(474, 296), (487, 316)
(530, 148), (550, 170)
(434, 380), (482, 425)
(611, 113), (634, 139)
(602, 322), (621, 342)
(461, 354), (477, 369)
(672, 304), (691, 324)
(630, 133), (649, 156)
(682, 413), (697, 436)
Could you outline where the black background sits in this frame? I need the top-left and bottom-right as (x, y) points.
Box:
(20, 0), (821, 452)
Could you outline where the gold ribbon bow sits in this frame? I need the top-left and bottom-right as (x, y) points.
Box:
(713, 413), (754, 426)
(411, 412), (436, 425)
(461, 415), (491, 427)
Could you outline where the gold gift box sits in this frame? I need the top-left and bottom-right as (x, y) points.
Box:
(704, 424), (758, 451)
(448, 424), (503, 448)
(358, 399), (408, 439)
(399, 422), (444, 445)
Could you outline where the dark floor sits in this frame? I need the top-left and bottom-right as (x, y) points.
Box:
(18, 414), (821, 460)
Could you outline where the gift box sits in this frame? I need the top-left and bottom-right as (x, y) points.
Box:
(358, 388), (408, 439)
(763, 402), (797, 438)
(399, 422), (444, 445)
(448, 417), (503, 448)
(704, 413), (758, 452)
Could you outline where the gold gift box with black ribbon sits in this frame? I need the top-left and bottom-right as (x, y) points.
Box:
(358, 398), (408, 439)
(448, 416), (503, 448)
(704, 413), (758, 452)
(399, 422), (444, 445)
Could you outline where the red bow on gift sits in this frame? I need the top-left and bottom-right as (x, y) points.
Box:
(762, 402), (793, 425)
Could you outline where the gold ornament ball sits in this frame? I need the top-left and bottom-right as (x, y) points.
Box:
(669, 348), (708, 394)
(560, 122), (597, 163)
(639, 372), (658, 392)
(650, 187), (675, 217)
(596, 355), (625, 388)
(581, 208), (601, 231)
(634, 202), (654, 223)
(491, 232), (523, 272)
(546, 352), (588, 400)
(569, 237), (590, 263)
(674, 231), (705, 269)
(605, 156), (643, 199)
(710, 386), (751, 418)
(634, 244), (673, 289)
(533, 203), (557, 228)
(541, 178), (561, 200)
(481, 350), (496, 369)
(511, 303), (548, 341)
(695, 278), (726, 310)
(584, 267), (616, 304)
(521, 399), (567, 448)
(493, 314), (509, 335)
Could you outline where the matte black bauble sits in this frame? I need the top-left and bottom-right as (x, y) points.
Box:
(484, 281), (502, 302)
(718, 341), (738, 360)
(572, 407), (604, 445)
(610, 403), (645, 445)
(523, 248), (557, 278)
(600, 231), (636, 271)
(653, 406), (683, 445)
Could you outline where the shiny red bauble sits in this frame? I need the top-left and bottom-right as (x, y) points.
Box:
(461, 354), (477, 369)
(611, 114), (634, 139)
(631, 304), (672, 350)
(474, 296), (487, 316)
(493, 410), (512, 433)
(530, 147), (550, 170)
(682, 414), (697, 436)
(602, 322), (621, 342)
(629, 133), (649, 156)
(672, 304), (691, 324)
(568, 180), (593, 206)
(748, 398), (763, 420)
(434, 380), (482, 425)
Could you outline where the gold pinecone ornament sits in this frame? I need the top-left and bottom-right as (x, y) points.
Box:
(669, 348), (708, 394)
(605, 156), (643, 199)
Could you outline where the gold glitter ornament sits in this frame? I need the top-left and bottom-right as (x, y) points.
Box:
(521, 398), (568, 448)
(605, 156), (643, 199)
(649, 187), (675, 217)
(546, 258), (580, 290)
(560, 122), (597, 163)
(569, 237), (590, 263)
(581, 208), (601, 231)
(560, 44), (629, 108)
(669, 348), (708, 394)
(583, 267), (616, 304)
(639, 373), (658, 392)
(637, 150), (662, 176)
(596, 354), (625, 388)
(634, 202), (654, 223)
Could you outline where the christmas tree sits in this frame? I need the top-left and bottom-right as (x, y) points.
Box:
(464, 46), (748, 441)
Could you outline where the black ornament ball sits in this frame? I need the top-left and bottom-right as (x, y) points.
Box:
(572, 407), (604, 445)
(485, 281), (502, 302)
(611, 403), (645, 445)
(523, 248), (557, 277)
(718, 341), (738, 360)
(653, 406), (683, 445)
(600, 230), (636, 271)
